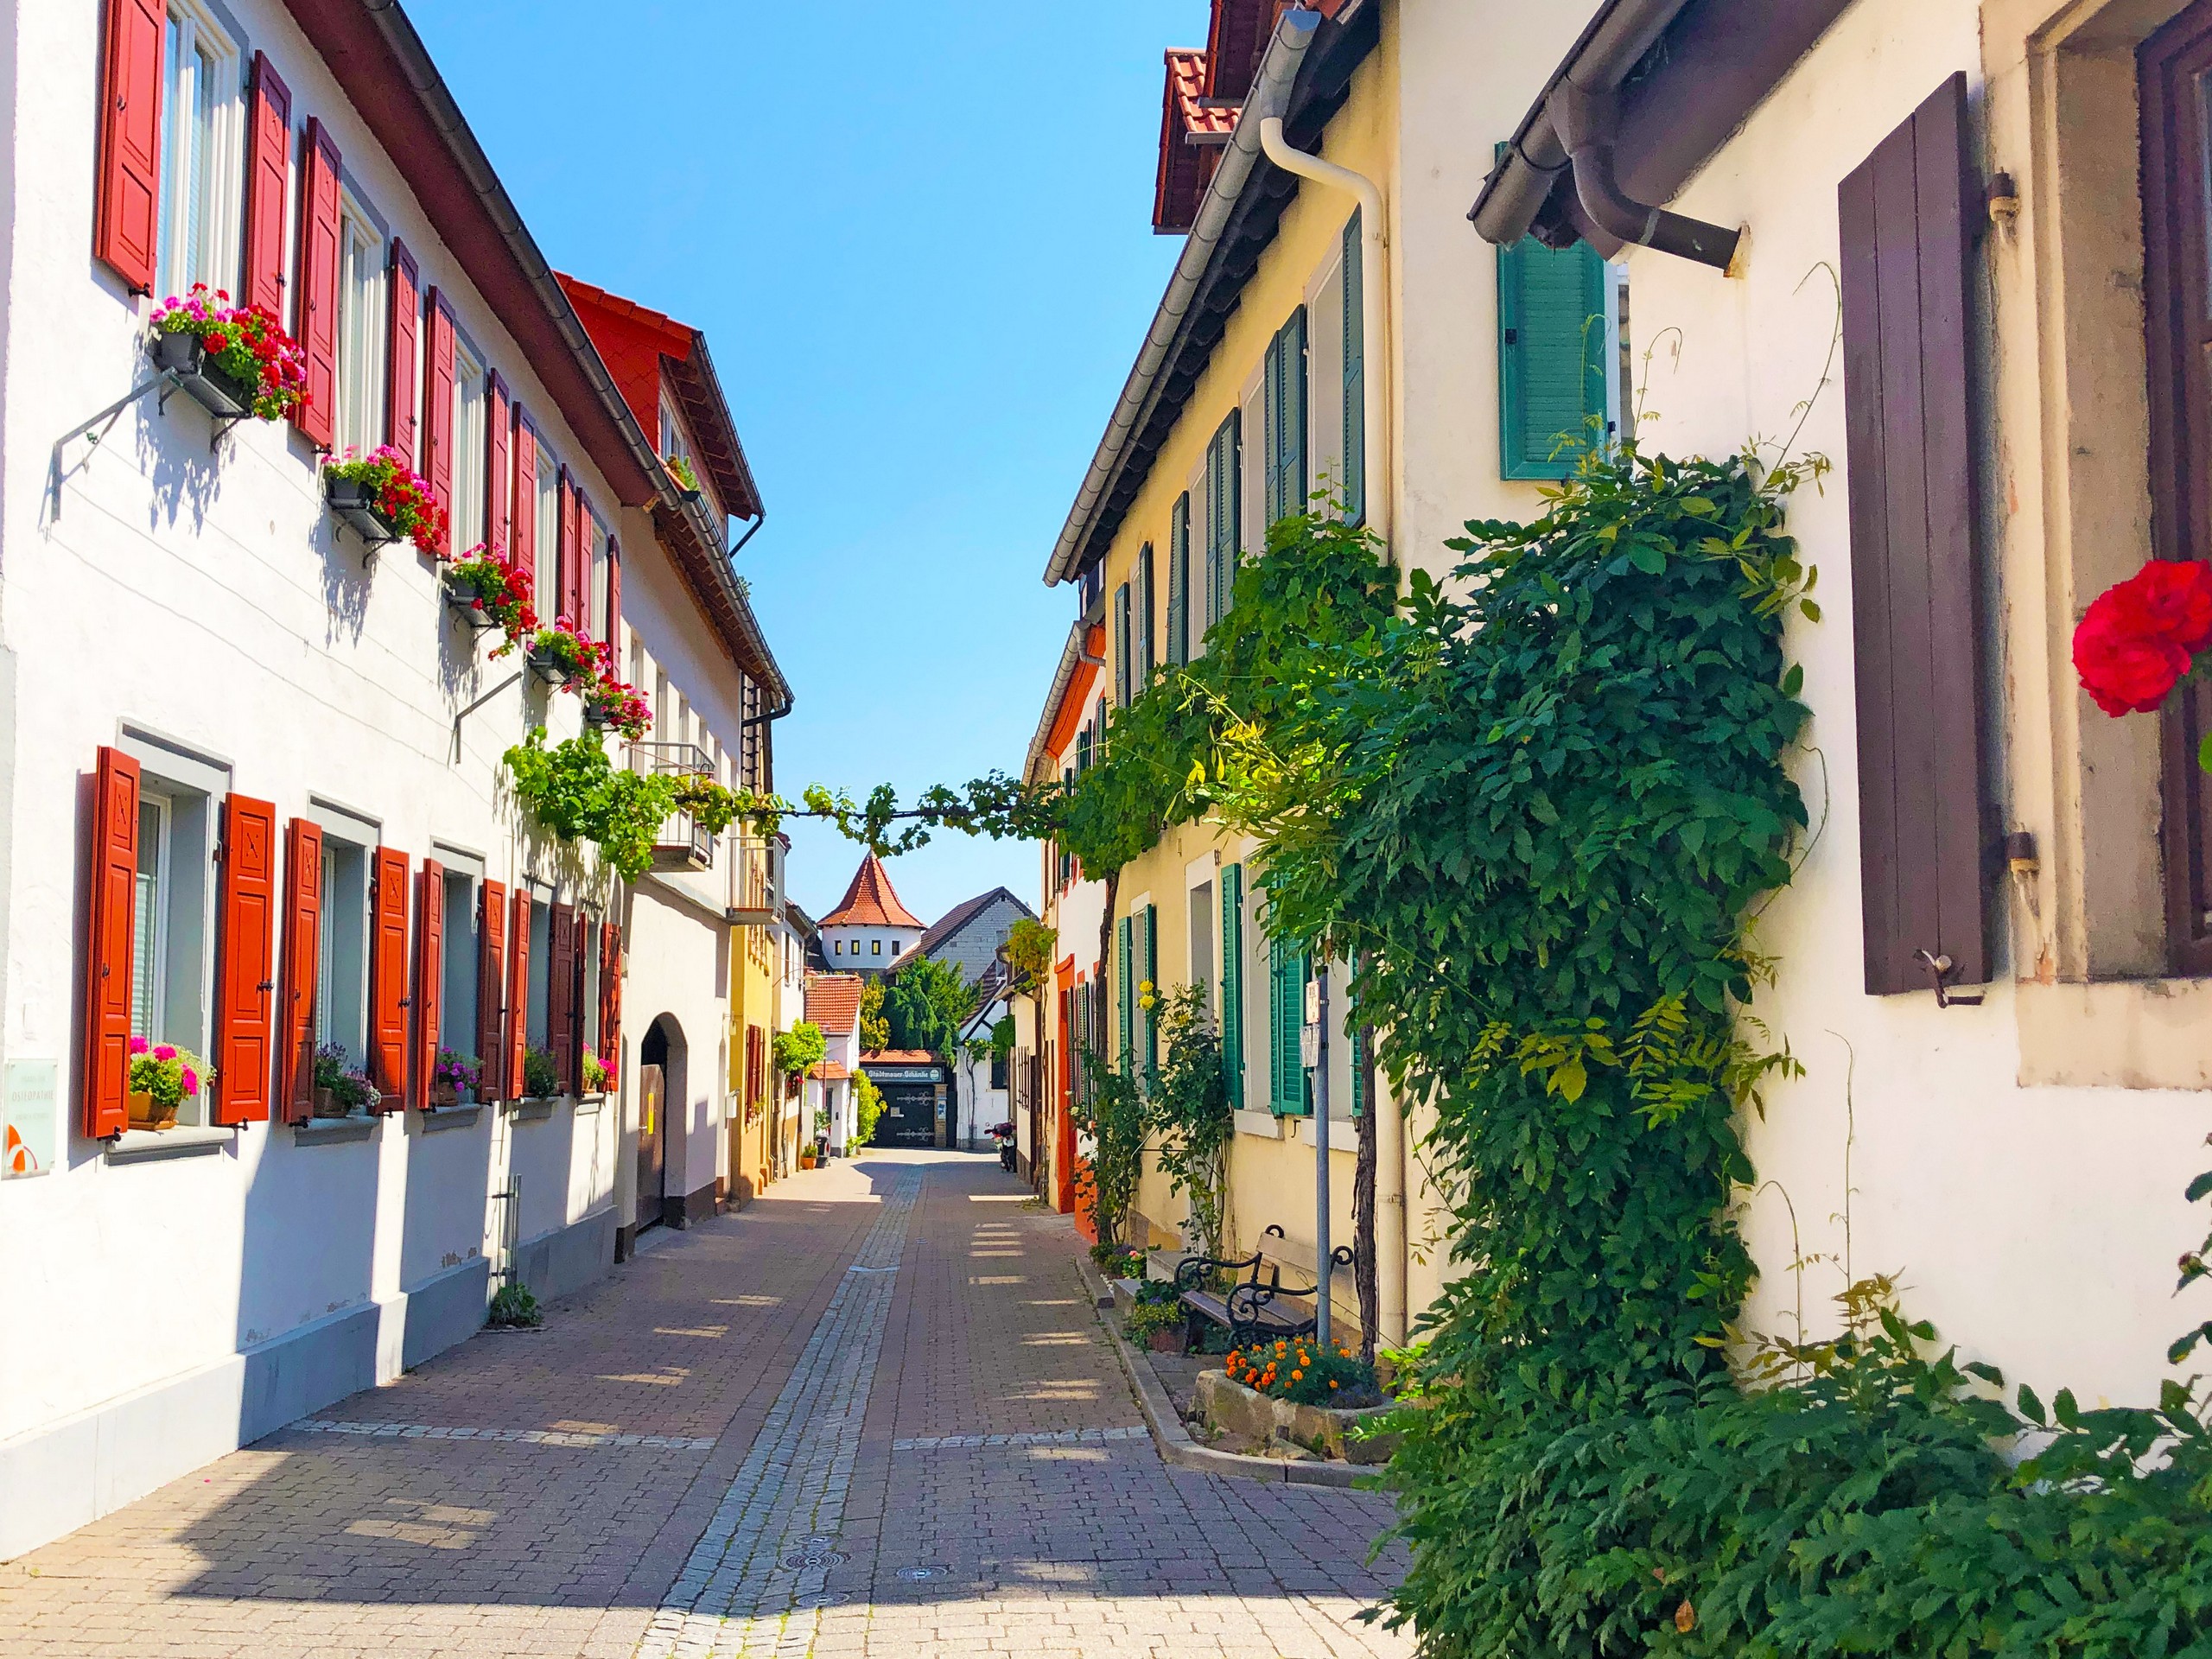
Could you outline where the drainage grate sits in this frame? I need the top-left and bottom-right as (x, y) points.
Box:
(782, 1545), (849, 1570)
(895, 1565), (951, 1581)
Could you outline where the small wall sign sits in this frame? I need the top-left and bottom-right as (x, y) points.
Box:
(3, 1060), (59, 1179)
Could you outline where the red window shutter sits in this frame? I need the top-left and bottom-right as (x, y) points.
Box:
(485, 373), (512, 556)
(556, 469), (579, 625)
(80, 747), (142, 1139)
(293, 118), (342, 449)
(388, 240), (421, 461)
(423, 293), (457, 552)
(213, 794), (277, 1126)
(606, 538), (622, 651)
(511, 415), (537, 590)
(598, 920), (622, 1070)
(547, 902), (576, 1091)
(505, 887), (532, 1097)
(241, 54), (291, 317)
(574, 490), (595, 633)
(92, 0), (163, 293)
(1839, 73), (1992, 996)
(369, 846), (409, 1106)
(278, 817), (323, 1123)
(477, 878), (506, 1071)
(410, 860), (444, 1110)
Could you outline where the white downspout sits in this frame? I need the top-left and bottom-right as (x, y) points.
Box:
(1257, 116), (1391, 549)
(1255, 116), (1406, 1348)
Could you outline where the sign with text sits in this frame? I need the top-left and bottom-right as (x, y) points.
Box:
(3, 1060), (59, 1179)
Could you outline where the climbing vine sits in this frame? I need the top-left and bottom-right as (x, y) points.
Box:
(1143, 982), (1233, 1260)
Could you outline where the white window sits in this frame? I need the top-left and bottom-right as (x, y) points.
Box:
(315, 836), (370, 1068)
(588, 510), (611, 640)
(535, 448), (559, 620)
(156, 3), (242, 301)
(439, 870), (478, 1068)
(132, 797), (172, 1044)
(128, 770), (218, 1128)
(451, 340), (487, 554)
(334, 198), (387, 456)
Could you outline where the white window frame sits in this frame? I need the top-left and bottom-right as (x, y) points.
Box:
(535, 447), (560, 621)
(132, 794), (174, 1047)
(450, 337), (488, 556)
(588, 509), (610, 640)
(334, 194), (387, 457)
(156, 0), (244, 302)
(1307, 251), (1347, 518)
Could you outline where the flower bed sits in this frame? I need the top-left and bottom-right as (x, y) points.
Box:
(149, 285), (307, 422)
(323, 448), (444, 555)
(1224, 1337), (1380, 1408)
(1194, 1367), (1400, 1464)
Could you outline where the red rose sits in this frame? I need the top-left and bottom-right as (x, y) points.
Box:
(2075, 596), (2192, 715)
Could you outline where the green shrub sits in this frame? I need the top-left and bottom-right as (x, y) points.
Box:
(1226, 1337), (1379, 1408)
(487, 1281), (542, 1329)
(1125, 1299), (1183, 1346)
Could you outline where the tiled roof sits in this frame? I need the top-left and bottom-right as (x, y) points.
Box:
(816, 1059), (851, 1082)
(1172, 50), (1239, 138)
(803, 971), (864, 1038)
(1154, 49), (1231, 236)
(861, 1050), (938, 1066)
(819, 854), (925, 931)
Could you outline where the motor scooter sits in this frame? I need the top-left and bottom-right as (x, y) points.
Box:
(988, 1121), (1017, 1173)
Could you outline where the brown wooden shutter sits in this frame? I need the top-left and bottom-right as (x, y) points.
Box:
(241, 54), (291, 317)
(569, 916), (589, 1094)
(505, 887), (533, 1098)
(81, 747), (141, 1139)
(477, 878), (506, 1071)
(511, 416), (537, 591)
(547, 901), (576, 1090)
(1839, 71), (1990, 997)
(387, 240), (421, 461)
(213, 794), (276, 1126)
(92, 0), (163, 293)
(293, 118), (342, 450)
(599, 920), (622, 1070)
(410, 860), (444, 1109)
(279, 817), (323, 1122)
(423, 293), (457, 551)
(485, 373), (511, 556)
(369, 846), (409, 1106)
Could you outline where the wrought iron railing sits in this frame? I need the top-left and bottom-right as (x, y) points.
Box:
(629, 741), (715, 872)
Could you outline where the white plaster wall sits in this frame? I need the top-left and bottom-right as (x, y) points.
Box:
(0, 0), (751, 1463)
(820, 922), (922, 972)
(1626, 0), (2210, 1407)
(623, 882), (732, 1212)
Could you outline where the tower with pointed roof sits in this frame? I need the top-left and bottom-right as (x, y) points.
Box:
(817, 854), (927, 975)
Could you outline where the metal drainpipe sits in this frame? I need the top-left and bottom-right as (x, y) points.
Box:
(1255, 118), (1390, 548)
(1255, 116), (1408, 1345)
(1546, 81), (1740, 272)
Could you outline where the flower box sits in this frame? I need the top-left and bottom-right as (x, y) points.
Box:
(151, 329), (258, 421)
(440, 572), (503, 632)
(428, 1082), (461, 1109)
(582, 703), (613, 728)
(526, 647), (573, 688)
(1195, 1370), (1400, 1465)
(326, 474), (406, 548)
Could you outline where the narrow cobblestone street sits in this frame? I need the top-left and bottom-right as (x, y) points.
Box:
(0, 1153), (1410, 1658)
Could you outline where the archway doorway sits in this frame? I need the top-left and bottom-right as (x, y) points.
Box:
(638, 1015), (685, 1232)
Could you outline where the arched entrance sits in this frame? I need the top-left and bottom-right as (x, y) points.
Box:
(638, 1015), (685, 1232)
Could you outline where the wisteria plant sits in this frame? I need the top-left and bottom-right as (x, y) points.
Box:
(324, 445), (447, 555)
(149, 283), (308, 420)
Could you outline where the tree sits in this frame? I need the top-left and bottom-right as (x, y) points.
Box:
(883, 955), (976, 1058)
(852, 1071), (887, 1145)
(859, 979), (889, 1052)
(771, 1022), (825, 1081)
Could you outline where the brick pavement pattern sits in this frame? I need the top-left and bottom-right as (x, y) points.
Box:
(0, 1152), (1411, 1658)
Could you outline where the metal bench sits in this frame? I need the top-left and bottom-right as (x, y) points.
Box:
(1173, 1227), (1347, 1353)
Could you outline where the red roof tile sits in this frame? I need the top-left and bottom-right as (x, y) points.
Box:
(1154, 49), (1234, 236)
(819, 855), (925, 931)
(860, 1050), (938, 1066)
(803, 971), (864, 1037)
(816, 1059), (851, 1082)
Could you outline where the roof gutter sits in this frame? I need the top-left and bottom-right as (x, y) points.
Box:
(353, 0), (679, 512)
(1044, 9), (1320, 588)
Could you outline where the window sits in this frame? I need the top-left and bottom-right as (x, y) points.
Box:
(526, 893), (551, 1050)
(1263, 308), (1309, 530)
(315, 836), (370, 1070)
(1204, 411), (1241, 630)
(1268, 936), (1310, 1116)
(1113, 582), (1131, 707)
(334, 198), (387, 456)
(892, 941), (903, 957)
(127, 767), (217, 1126)
(450, 340), (487, 554)
(872, 938), (882, 956)
(1341, 209), (1366, 523)
(535, 449), (559, 622)
(1496, 235), (1610, 480)
(131, 797), (171, 1045)
(588, 511), (610, 639)
(439, 869), (477, 1063)
(1188, 880), (1215, 1005)
(156, 3), (241, 301)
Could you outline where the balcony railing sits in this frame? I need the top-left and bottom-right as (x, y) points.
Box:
(727, 834), (776, 926)
(630, 741), (715, 873)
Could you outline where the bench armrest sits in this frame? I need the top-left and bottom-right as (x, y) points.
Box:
(1173, 1250), (1262, 1293)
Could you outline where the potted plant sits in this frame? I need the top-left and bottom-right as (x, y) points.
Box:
(442, 545), (537, 640)
(126, 1036), (213, 1131)
(147, 284), (308, 422)
(522, 1046), (561, 1101)
(581, 1052), (612, 1096)
(429, 1049), (480, 1109)
(581, 675), (652, 739)
(322, 446), (445, 553)
(527, 620), (601, 690)
(664, 453), (704, 503)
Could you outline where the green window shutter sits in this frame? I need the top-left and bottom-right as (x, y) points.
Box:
(1268, 938), (1310, 1116)
(1116, 914), (1135, 1067)
(1141, 904), (1160, 1071)
(1136, 544), (1154, 683)
(1220, 865), (1243, 1104)
(1205, 410), (1241, 629)
(1350, 1017), (1366, 1116)
(1341, 210), (1364, 525)
(1263, 308), (1309, 530)
(1497, 234), (1608, 480)
(1113, 582), (1132, 707)
(1166, 494), (1189, 668)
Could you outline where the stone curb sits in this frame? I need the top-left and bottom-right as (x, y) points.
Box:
(1076, 1254), (1365, 1491)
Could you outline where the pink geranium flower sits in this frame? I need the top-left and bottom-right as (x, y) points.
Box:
(153, 1044), (176, 1062)
(130, 1036), (149, 1055)
(180, 1067), (200, 1096)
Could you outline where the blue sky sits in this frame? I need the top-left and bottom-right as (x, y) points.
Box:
(410, 0), (1191, 925)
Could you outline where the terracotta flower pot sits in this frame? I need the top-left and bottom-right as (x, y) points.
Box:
(429, 1082), (460, 1109)
(126, 1090), (176, 1132)
(313, 1086), (346, 1119)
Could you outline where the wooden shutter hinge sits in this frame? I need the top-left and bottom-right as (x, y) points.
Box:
(1915, 950), (1983, 1008)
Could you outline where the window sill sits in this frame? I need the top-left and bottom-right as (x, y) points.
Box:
(1233, 1109), (1283, 1141)
(511, 1097), (558, 1123)
(106, 1125), (235, 1164)
(418, 1103), (484, 1134)
(2015, 977), (2212, 1089)
(575, 1092), (606, 1116)
(294, 1116), (376, 1146)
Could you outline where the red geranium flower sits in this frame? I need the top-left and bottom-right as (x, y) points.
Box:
(2075, 599), (2194, 715)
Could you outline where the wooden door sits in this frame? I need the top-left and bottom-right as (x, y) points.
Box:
(637, 1063), (665, 1230)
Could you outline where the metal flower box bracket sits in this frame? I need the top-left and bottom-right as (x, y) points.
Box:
(439, 574), (503, 632)
(326, 474), (406, 550)
(525, 647), (573, 689)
